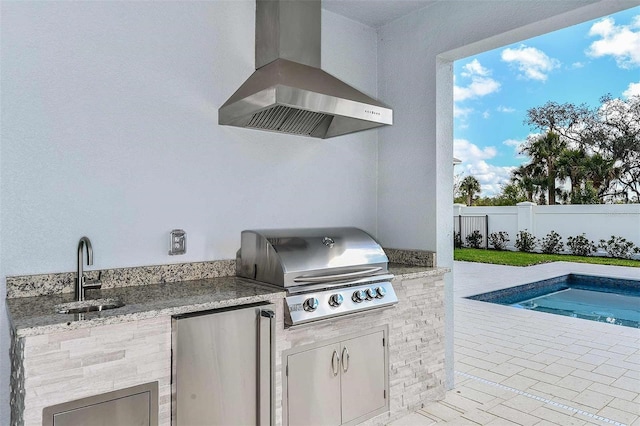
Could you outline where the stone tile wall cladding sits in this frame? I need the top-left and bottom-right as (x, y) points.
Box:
(13, 317), (171, 426)
(11, 272), (444, 426)
(279, 273), (446, 425)
(9, 251), (444, 425)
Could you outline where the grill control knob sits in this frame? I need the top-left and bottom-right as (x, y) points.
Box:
(303, 297), (319, 312)
(375, 286), (386, 299)
(366, 288), (377, 300)
(352, 289), (367, 303)
(329, 294), (344, 307)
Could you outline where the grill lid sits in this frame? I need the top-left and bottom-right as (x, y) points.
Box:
(236, 227), (389, 288)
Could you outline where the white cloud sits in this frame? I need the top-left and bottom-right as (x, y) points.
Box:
(623, 81), (640, 98)
(502, 138), (527, 158)
(586, 15), (640, 69)
(454, 105), (473, 118)
(454, 59), (500, 102)
(454, 138), (497, 162)
(571, 61), (585, 69)
(459, 161), (515, 197)
(501, 44), (561, 81)
(497, 106), (515, 113)
(454, 77), (501, 102)
(454, 138), (514, 196)
(461, 59), (490, 77)
(482, 110), (490, 119)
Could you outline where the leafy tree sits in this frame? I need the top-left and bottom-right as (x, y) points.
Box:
(495, 182), (527, 205)
(459, 175), (481, 206)
(570, 181), (599, 204)
(525, 100), (591, 143)
(519, 95), (638, 204)
(582, 95), (640, 202)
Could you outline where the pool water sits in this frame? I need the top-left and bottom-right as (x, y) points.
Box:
(514, 288), (640, 327)
(467, 274), (640, 328)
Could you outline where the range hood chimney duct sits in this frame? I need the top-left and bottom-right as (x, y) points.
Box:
(218, 0), (393, 139)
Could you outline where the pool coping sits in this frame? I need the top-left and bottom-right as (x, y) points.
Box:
(466, 273), (640, 305)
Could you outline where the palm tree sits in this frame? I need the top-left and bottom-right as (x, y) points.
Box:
(511, 163), (544, 202)
(556, 148), (587, 201)
(520, 131), (566, 205)
(459, 175), (481, 206)
(584, 153), (618, 200)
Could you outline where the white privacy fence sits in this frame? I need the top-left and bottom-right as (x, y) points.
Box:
(454, 203), (640, 257)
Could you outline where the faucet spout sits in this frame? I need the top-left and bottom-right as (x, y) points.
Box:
(76, 236), (93, 302)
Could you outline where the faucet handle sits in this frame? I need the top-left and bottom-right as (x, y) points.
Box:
(83, 271), (102, 289)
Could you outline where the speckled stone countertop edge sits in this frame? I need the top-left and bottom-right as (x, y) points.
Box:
(7, 249), (446, 338)
(390, 265), (450, 279)
(384, 247), (436, 267)
(11, 291), (285, 338)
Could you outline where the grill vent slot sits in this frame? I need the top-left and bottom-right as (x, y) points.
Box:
(247, 105), (328, 135)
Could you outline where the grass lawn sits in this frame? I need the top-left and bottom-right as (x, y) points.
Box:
(454, 248), (640, 267)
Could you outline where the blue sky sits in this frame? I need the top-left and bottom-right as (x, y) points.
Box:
(453, 6), (640, 197)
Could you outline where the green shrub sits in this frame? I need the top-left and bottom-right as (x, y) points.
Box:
(515, 230), (537, 253)
(465, 230), (484, 249)
(566, 234), (597, 256)
(598, 236), (640, 259)
(540, 231), (564, 254)
(488, 231), (509, 250)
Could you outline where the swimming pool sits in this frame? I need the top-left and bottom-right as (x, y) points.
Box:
(467, 274), (640, 328)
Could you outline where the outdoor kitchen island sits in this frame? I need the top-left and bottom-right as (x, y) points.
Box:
(6, 252), (446, 426)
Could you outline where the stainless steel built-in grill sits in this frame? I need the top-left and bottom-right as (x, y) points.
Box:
(237, 227), (398, 326)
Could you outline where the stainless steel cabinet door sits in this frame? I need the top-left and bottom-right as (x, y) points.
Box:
(52, 393), (150, 426)
(287, 343), (341, 426)
(340, 331), (386, 424)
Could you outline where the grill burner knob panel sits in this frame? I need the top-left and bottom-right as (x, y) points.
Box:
(352, 289), (367, 303)
(303, 297), (319, 312)
(284, 281), (397, 326)
(329, 294), (344, 307)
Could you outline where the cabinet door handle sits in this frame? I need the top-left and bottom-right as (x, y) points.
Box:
(331, 350), (340, 376)
(341, 346), (349, 373)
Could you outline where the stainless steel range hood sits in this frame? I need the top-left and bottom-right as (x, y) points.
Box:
(218, 0), (393, 139)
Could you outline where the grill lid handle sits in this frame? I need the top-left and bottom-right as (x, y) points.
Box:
(293, 267), (383, 283)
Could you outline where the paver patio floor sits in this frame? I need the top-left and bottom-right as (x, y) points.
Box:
(391, 261), (640, 426)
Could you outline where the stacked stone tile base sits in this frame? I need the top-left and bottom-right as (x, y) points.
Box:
(13, 317), (171, 426)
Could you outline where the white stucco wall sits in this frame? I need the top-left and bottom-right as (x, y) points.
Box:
(534, 205), (640, 248)
(0, 3), (378, 421)
(0, 2), (379, 276)
(456, 204), (640, 252)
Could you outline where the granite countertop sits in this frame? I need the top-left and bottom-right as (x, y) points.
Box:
(389, 264), (448, 278)
(7, 276), (285, 338)
(7, 265), (447, 338)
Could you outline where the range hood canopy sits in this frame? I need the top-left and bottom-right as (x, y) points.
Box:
(218, 0), (393, 139)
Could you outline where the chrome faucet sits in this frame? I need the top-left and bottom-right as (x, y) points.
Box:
(76, 236), (101, 301)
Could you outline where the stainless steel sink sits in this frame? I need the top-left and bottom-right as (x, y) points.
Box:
(55, 298), (125, 314)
